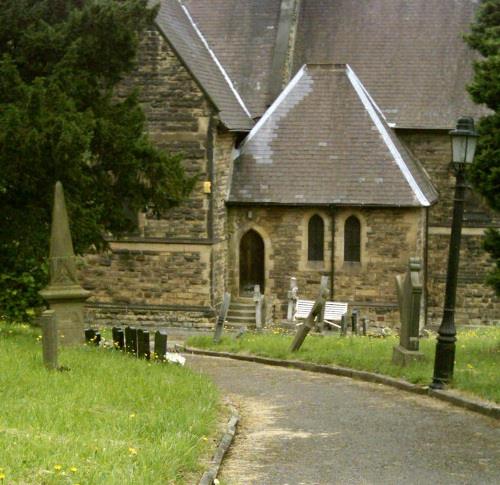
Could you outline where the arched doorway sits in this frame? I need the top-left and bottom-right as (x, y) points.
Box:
(239, 229), (265, 295)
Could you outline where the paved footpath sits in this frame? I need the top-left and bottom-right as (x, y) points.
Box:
(186, 354), (499, 485)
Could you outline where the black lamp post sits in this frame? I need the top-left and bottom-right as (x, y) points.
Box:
(431, 117), (478, 389)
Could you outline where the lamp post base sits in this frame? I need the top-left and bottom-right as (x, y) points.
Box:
(430, 337), (456, 389)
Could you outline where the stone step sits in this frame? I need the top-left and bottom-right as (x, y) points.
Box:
(227, 308), (255, 320)
(226, 314), (256, 323)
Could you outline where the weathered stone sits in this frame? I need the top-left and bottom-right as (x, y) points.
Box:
(112, 327), (125, 350)
(41, 310), (58, 370)
(125, 326), (138, 355)
(214, 292), (231, 343)
(137, 329), (150, 359)
(154, 330), (168, 360)
(392, 258), (425, 365)
(39, 182), (91, 346)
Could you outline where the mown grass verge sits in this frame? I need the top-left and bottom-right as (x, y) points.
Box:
(0, 322), (220, 484)
(187, 327), (499, 403)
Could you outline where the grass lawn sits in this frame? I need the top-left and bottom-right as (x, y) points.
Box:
(187, 327), (500, 403)
(0, 322), (221, 485)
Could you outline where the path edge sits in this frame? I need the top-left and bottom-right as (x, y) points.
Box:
(179, 345), (499, 420)
(199, 400), (239, 485)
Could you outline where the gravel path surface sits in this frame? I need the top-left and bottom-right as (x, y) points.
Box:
(186, 354), (499, 485)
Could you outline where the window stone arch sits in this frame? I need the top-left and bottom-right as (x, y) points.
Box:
(308, 214), (324, 261)
(344, 215), (361, 262)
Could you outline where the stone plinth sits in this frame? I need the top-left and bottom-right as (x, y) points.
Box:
(392, 345), (426, 366)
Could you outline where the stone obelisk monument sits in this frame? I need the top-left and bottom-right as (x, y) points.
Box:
(39, 182), (90, 346)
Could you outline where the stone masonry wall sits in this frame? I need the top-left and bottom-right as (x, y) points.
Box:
(400, 130), (499, 325)
(227, 206), (424, 326)
(117, 28), (213, 239)
(82, 28), (237, 327)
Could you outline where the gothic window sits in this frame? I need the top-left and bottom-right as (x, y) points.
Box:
(308, 215), (324, 261)
(344, 216), (361, 262)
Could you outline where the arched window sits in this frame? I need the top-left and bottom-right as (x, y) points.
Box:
(308, 215), (324, 261)
(344, 216), (361, 262)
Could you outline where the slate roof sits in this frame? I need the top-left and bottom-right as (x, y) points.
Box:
(293, 0), (488, 129)
(229, 64), (438, 207)
(182, 0), (487, 129)
(152, 0), (253, 131)
(183, 0), (281, 118)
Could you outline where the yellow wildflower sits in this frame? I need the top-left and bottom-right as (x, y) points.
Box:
(129, 413), (136, 419)
(128, 447), (138, 455)
(70, 467), (78, 473)
(54, 464), (62, 471)
(0, 473), (5, 481)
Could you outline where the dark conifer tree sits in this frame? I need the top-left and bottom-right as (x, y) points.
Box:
(0, 1), (195, 319)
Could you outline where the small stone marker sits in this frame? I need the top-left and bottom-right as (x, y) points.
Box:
(351, 310), (358, 335)
(214, 292), (231, 344)
(39, 182), (91, 346)
(125, 326), (138, 355)
(84, 328), (100, 345)
(290, 276), (329, 352)
(392, 258), (425, 365)
(287, 277), (298, 321)
(254, 285), (264, 330)
(154, 330), (168, 361)
(340, 315), (347, 336)
(361, 318), (368, 336)
(137, 329), (150, 360)
(41, 310), (58, 370)
(112, 327), (125, 350)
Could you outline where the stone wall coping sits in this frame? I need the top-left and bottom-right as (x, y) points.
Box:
(180, 346), (500, 420)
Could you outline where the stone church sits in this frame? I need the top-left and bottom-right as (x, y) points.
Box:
(81, 0), (499, 328)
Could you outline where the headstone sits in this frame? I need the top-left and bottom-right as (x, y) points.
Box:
(112, 327), (125, 350)
(137, 329), (150, 360)
(39, 182), (91, 346)
(351, 310), (358, 335)
(290, 276), (329, 352)
(361, 318), (368, 336)
(253, 285), (264, 330)
(214, 293), (231, 344)
(287, 277), (298, 321)
(154, 330), (168, 361)
(41, 310), (58, 370)
(125, 326), (138, 355)
(84, 329), (101, 345)
(392, 258), (425, 365)
(340, 315), (347, 336)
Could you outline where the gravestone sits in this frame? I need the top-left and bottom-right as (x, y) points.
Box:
(125, 326), (138, 355)
(351, 310), (358, 335)
(84, 328), (101, 346)
(137, 329), (150, 359)
(290, 276), (329, 352)
(214, 293), (231, 344)
(112, 327), (125, 350)
(392, 258), (425, 365)
(154, 330), (168, 360)
(253, 285), (264, 329)
(39, 182), (90, 346)
(287, 277), (298, 321)
(41, 310), (58, 370)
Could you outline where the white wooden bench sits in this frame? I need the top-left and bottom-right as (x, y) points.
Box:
(294, 299), (348, 329)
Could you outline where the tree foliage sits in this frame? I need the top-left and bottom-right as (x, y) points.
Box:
(465, 0), (500, 295)
(0, 0), (195, 320)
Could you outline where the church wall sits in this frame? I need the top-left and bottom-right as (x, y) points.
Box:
(81, 28), (236, 328)
(227, 206), (424, 327)
(399, 130), (499, 326)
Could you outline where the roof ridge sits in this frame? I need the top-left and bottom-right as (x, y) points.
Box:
(240, 64), (308, 151)
(179, 0), (252, 119)
(346, 64), (430, 207)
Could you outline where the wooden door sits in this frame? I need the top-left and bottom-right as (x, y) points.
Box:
(239, 230), (265, 295)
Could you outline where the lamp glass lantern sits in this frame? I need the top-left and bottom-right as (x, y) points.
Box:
(449, 117), (478, 165)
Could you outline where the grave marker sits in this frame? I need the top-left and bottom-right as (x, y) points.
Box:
(392, 258), (425, 365)
(41, 310), (58, 370)
(154, 330), (168, 361)
(214, 293), (231, 344)
(137, 329), (150, 359)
